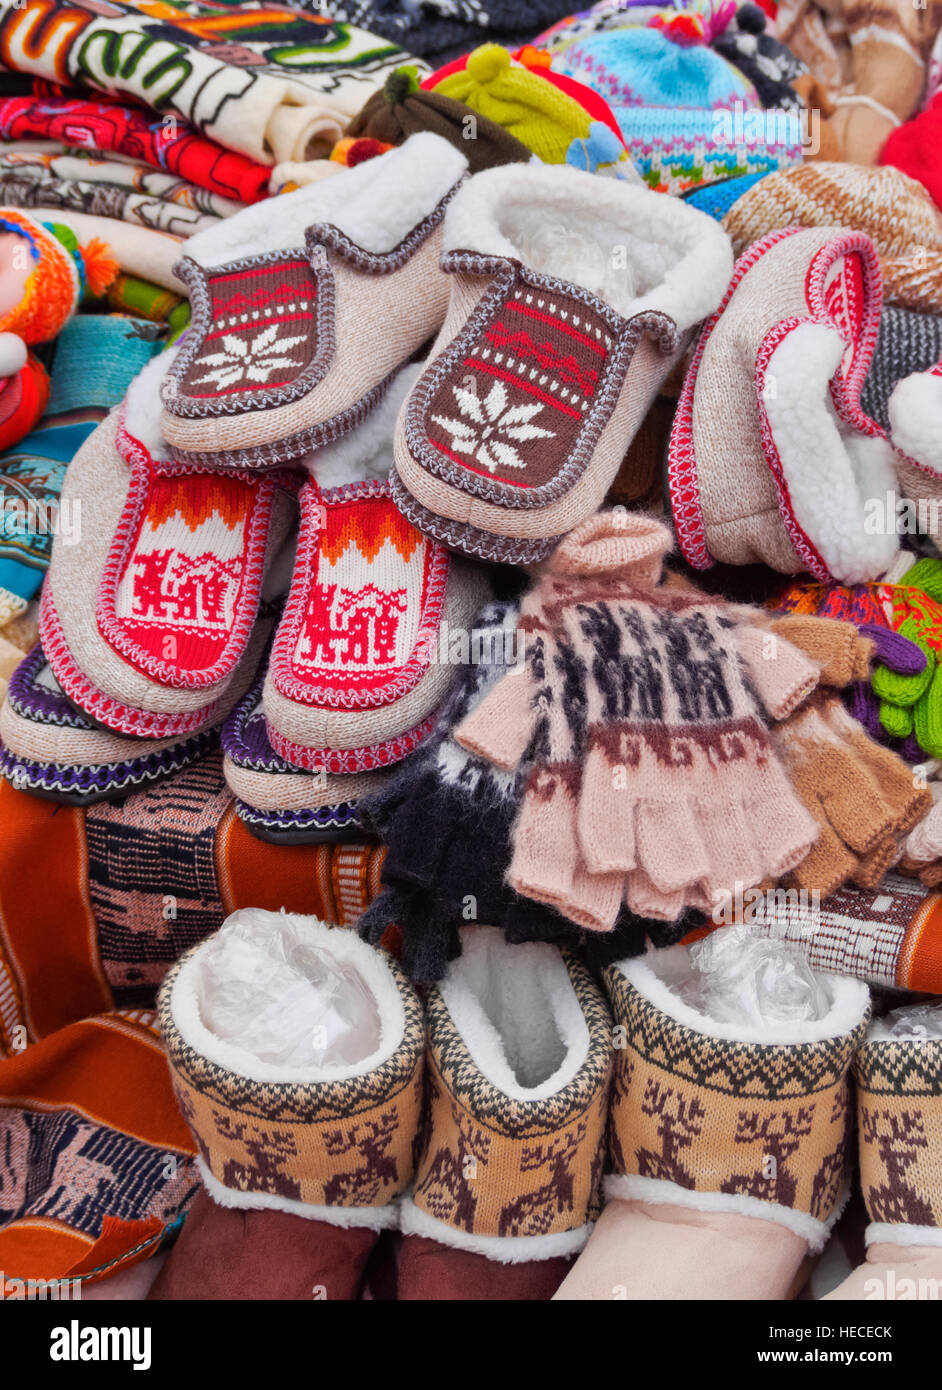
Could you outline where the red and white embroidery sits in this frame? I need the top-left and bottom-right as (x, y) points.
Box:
(270, 479), (450, 710)
(96, 422), (299, 689)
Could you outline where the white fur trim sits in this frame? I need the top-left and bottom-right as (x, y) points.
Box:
(170, 913), (406, 1086)
(890, 371), (942, 476)
(399, 1195), (592, 1263)
(439, 926), (590, 1103)
(605, 1174), (841, 1254)
(615, 944), (870, 1046)
(762, 321), (899, 582)
(866, 1223), (942, 1249)
(185, 133), (467, 267)
(199, 1156), (397, 1230)
(442, 163), (733, 328)
(124, 348), (177, 459)
(302, 362), (423, 486)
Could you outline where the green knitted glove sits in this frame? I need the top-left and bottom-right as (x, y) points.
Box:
(872, 569), (942, 755)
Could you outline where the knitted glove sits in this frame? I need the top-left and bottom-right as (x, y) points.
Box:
(456, 513), (820, 930)
(899, 788), (942, 887)
(872, 562), (942, 758)
(358, 600), (693, 981)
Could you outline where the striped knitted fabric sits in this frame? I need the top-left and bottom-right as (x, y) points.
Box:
(723, 163), (942, 317)
(862, 306), (942, 432)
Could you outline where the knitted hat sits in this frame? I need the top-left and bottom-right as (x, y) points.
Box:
(0, 209), (117, 344)
(423, 43), (637, 178)
(682, 168), (771, 218)
(553, 23), (804, 192)
(881, 95), (942, 244)
(346, 65), (533, 174)
(723, 162), (942, 318)
(711, 1), (807, 113)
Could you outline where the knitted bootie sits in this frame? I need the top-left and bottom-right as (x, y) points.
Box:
(222, 677), (388, 844)
(149, 910), (424, 1301)
(40, 354), (297, 736)
(888, 361), (942, 539)
(391, 161), (732, 563)
(668, 226), (899, 583)
(263, 476), (490, 772)
(160, 135), (468, 470)
(824, 1004), (942, 1300)
(398, 926), (613, 1299)
(555, 943), (870, 1300)
(0, 643), (218, 804)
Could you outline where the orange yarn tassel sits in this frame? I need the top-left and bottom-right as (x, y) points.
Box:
(81, 237), (119, 298)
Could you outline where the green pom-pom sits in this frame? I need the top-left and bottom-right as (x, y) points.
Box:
(384, 66), (420, 104)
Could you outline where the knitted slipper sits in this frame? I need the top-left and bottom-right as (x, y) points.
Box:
(888, 361), (942, 537)
(668, 226), (900, 583)
(150, 911), (424, 1302)
(390, 162), (732, 563)
(160, 134), (468, 470)
(222, 679), (388, 844)
(40, 354), (298, 736)
(398, 926), (613, 1299)
(0, 644), (218, 805)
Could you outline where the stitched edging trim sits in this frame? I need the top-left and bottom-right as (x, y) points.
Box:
(265, 707), (439, 774)
(234, 799), (362, 831)
(6, 644), (89, 730)
(39, 583), (266, 738)
(162, 245), (336, 420)
(404, 251), (679, 510)
(0, 728), (217, 799)
(167, 363), (403, 471)
(269, 478), (452, 711)
(388, 467), (558, 563)
(804, 232), (884, 440)
(667, 227), (802, 570)
(97, 418), (299, 691)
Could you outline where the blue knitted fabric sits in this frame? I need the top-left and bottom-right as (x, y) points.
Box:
(684, 169), (770, 219)
(554, 27), (758, 110)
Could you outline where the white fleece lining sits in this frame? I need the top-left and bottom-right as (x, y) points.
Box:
(442, 162), (733, 329)
(184, 133), (468, 267)
(605, 1174), (841, 1253)
(616, 944), (869, 1046)
(199, 1156), (398, 1231)
(440, 926), (590, 1102)
(762, 322), (899, 583)
(170, 915), (405, 1086)
(124, 348), (177, 459)
(399, 1195), (593, 1263)
(866, 1223), (942, 1249)
(302, 361), (423, 486)
(889, 371), (942, 474)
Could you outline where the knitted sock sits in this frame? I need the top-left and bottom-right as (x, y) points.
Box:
(556, 942), (870, 1300)
(150, 910), (424, 1301)
(397, 926), (612, 1299)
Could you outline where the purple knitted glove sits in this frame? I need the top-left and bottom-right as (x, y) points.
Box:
(857, 622), (928, 676)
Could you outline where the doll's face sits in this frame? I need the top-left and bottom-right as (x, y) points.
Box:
(0, 232), (34, 319)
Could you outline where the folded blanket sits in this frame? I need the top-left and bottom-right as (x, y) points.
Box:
(0, 146), (244, 218)
(0, 168), (221, 237)
(0, 1), (421, 164)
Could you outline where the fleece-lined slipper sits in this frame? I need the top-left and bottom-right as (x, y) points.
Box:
(888, 360), (942, 537)
(0, 643), (218, 804)
(39, 353), (298, 736)
(390, 161), (732, 563)
(259, 368), (491, 773)
(160, 134), (468, 471)
(668, 226), (900, 583)
(222, 678), (388, 844)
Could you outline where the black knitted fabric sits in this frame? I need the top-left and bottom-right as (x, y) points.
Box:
(714, 5), (806, 115)
(358, 599), (699, 983)
(289, 0), (578, 61)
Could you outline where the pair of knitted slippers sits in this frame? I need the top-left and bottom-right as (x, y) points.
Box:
(158, 131), (733, 565)
(667, 225), (923, 584)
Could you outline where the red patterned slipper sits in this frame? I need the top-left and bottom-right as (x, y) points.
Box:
(40, 353), (298, 735)
(667, 227), (899, 583)
(263, 476), (490, 772)
(160, 134), (468, 471)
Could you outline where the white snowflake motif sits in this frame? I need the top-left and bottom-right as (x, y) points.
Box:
(192, 325), (306, 390)
(432, 378), (555, 474)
